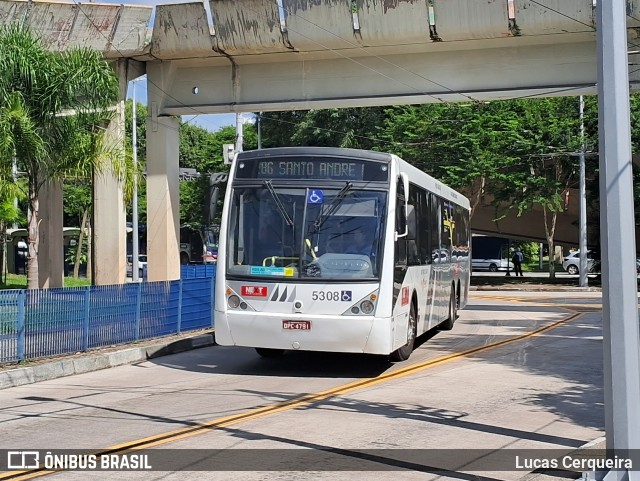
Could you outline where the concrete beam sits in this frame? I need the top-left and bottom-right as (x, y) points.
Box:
(2, 0), (639, 113)
(151, 3), (214, 58)
(211, 0), (285, 54)
(0, 1), (152, 57)
(157, 38), (599, 115)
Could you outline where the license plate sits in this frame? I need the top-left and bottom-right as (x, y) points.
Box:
(283, 320), (311, 330)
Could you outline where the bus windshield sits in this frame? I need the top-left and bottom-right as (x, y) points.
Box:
(226, 185), (387, 280)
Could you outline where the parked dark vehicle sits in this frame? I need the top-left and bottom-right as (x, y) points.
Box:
(471, 236), (509, 272)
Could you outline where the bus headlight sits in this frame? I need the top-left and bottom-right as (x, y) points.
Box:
(360, 300), (375, 314)
(342, 290), (379, 316)
(228, 295), (241, 308)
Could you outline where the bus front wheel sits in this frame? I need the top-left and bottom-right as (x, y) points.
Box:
(390, 301), (416, 362)
(255, 347), (285, 358)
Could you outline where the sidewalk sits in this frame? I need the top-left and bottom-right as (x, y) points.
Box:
(0, 329), (215, 389)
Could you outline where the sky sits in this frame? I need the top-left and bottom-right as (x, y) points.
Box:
(119, 0), (238, 132)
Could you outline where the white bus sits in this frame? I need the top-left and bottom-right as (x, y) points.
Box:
(215, 147), (470, 361)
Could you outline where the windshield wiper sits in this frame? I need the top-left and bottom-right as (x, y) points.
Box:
(264, 180), (294, 227)
(309, 182), (353, 235)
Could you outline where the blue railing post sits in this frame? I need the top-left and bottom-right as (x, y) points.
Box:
(16, 290), (25, 361)
(83, 287), (90, 351)
(135, 281), (142, 341)
(177, 279), (183, 334)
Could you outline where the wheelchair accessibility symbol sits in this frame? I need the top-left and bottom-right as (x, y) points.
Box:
(341, 290), (352, 302)
(307, 190), (324, 204)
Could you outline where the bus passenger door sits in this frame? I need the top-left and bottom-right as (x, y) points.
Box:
(439, 200), (456, 320)
(393, 176), (410, 350)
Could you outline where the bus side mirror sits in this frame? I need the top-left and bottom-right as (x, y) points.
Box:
(223, 144), (235, 165)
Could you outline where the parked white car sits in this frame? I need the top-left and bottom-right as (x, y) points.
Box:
(472, 258), (509, 272)
(126, 254), (147, 278)
(562, 250), (598, 275)
(562, 250), (640, 275)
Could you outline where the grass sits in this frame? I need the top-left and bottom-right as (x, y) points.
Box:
(522, 260), (562, 272)
(0, 273), (91, 290)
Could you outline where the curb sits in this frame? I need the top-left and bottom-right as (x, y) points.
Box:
(0, 333), (215, 390)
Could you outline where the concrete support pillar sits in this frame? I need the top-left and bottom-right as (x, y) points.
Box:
(597, 1), (640, 478)
(146, 116), (181, 281)
(146, 61), (180, 282)
(38, 180), (63, 288)
(92, 59), (127, 285)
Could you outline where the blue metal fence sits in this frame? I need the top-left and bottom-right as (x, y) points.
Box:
(0, 267), (216, 364)
(180, 264), (216, 278)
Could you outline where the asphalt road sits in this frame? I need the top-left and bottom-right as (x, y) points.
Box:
(0, 292), (605, 481)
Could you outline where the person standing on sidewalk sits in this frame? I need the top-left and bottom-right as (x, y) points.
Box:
(512, 249), (524, 277)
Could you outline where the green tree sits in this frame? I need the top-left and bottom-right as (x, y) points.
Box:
(0, 174), (24, 282)
(258, 111), (306, 148)
(0, 24), (119, 289)
(491, 98), (583, 278)
(259, 108), (385, 150)
(178, 121), (235, 228)
(377, 103), (527, 220)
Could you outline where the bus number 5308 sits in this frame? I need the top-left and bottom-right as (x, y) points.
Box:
(311, 291), (341, 301)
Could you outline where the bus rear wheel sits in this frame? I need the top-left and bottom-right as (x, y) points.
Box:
(255, 347), (285, 358)
(439, 286), (457, 331)
(390, 301), (416, 362)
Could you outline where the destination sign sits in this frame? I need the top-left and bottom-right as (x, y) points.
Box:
(235, 157), (389, 182)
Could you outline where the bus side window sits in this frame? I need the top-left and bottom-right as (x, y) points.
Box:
(454, 204), (469, 262)
(418, 190), (431, 265)
(442, 202), (453, 256)
(407, 184), (420, 266)
(430, 194), (441, 264)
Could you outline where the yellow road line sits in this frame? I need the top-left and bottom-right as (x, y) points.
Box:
(2, 310), (583, 480)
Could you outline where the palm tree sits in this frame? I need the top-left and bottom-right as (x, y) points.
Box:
(0, 24), (119, 289)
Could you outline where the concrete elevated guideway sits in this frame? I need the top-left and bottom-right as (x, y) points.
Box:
(1, 0), (638, 281)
